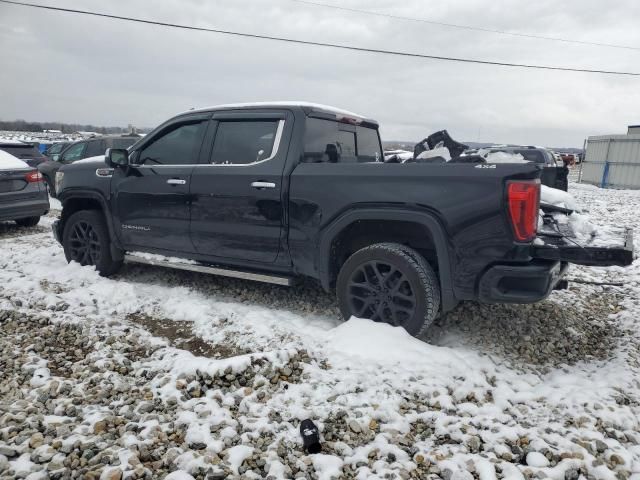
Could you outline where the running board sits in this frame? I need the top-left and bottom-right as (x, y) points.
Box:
(124, 254), (293, 286)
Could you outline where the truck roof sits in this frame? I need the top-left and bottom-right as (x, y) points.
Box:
(183, 101), (378, 126)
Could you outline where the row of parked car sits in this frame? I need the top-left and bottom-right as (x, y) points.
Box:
(0, 134), (139, 228)
(0, 135), (139, 196)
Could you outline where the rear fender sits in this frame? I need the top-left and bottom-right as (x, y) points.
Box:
(318, 208), (457, 312)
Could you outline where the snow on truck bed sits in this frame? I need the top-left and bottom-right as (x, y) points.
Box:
(0, 182), (639, 479)
(541, 185), (629, 248)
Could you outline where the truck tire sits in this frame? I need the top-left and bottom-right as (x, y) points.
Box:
(337, 242), (440, 336)
(15, 216), (40, 227)
(62, 210), (123, 277)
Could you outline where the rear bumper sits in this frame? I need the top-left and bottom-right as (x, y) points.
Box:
(0, 197), (49, 222)
(478, 260), (568, 304)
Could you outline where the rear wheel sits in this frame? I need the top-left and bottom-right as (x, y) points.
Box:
(15, 216), (40, 227)
(336, 242), (440, 336)
(62, 210), (122, 276)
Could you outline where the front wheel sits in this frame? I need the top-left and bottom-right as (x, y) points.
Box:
(62, 210), (122, 276)
(336, 243), (440, 336)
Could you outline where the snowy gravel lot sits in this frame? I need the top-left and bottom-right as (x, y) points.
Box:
(0, 183), (639, 480)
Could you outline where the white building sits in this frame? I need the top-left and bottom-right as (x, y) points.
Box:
(580, 125), (640, 189)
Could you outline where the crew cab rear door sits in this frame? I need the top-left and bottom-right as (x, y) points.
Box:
(189, 110), (292, 264)
(532, 206), (634, 267)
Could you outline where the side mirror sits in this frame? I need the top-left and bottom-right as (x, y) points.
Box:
(52, 154), (60, 161)
(106, 148), (129, 168)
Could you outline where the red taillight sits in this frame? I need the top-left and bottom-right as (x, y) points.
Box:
(25, 171), (44, 183)
(507, 180), (540, 242)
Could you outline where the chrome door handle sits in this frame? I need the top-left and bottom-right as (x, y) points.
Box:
(251, 181), (276, 189)
(167, 179), (186, 185)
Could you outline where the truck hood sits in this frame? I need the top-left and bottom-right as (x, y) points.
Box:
(59, 155), (107, 173)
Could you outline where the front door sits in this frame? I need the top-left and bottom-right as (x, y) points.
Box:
(189, 111), (291, 264)
(111, 116), (208, 253)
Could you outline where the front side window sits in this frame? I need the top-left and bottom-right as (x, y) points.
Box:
(47, 143), (65, 155)
(210, 120), (279, 165)
(61, 142), (87, 162)
(303, 118), (381, 163)
(139, 120), (207, 166)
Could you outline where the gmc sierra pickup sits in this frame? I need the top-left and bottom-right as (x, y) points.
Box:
(52, 102), (633, 336)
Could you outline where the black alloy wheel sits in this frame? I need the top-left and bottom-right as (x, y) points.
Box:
(68, 220), (102, 266)
(347, 260), (417, 326)
(337, 243), (440, 336)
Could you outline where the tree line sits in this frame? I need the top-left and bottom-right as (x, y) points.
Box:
(0, 119), (149, 134)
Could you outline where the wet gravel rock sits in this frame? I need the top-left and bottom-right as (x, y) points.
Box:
(430, 293), (625, 369)
(0, 308), (325, 479)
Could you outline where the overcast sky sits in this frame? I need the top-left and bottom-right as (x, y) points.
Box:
(1, 0), (639, 146)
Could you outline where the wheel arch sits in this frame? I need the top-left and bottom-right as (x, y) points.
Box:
(59, 190), (123, 259)
(317, 208), (457, 312)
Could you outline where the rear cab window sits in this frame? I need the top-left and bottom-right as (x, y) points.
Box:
(303, 118), (382, 163)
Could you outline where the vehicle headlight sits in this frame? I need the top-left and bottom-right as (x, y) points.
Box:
(55, 171), (64, 194)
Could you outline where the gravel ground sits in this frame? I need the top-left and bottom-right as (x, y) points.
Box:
(0, 184), (639, 480)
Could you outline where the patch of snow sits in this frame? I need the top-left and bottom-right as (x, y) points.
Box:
(187, 101), (364, 119)
(417, 146), (451, 161)
(164, 471), (196, 480)
(127, 251), (197, 265)
(485, 152), (529, 164)
(226, 445), (253, 475)
(73, 155), (105, 165)
(311, 454), (344, 480)
(384, 149), (413, 162)
(29, 367), (50, 388)
(541, 185), (580, 211)
(526, 451), (550, 467)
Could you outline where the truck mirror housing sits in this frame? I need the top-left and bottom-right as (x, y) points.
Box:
(106, 148), (129, 168)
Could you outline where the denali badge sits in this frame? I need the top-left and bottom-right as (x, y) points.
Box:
(475, 164), (497, 169)
(122, 224), (151, 231)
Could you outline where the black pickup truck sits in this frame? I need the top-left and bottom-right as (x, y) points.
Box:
(52, 103), (633, 336)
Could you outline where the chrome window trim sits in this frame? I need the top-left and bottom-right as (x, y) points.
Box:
(134, 119), (285, 169)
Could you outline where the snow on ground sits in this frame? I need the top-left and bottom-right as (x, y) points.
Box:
(0, 183), (639, 479)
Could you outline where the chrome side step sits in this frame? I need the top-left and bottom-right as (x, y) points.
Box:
(124, 254), (293, 286)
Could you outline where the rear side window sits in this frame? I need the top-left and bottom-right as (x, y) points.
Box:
(0, 145), (44, 159)
(110, 138), (138, 149)
(140, 120), (207, 166)
(303, 118), (382, 163)
(210, 120), (280, 165)
(85, 140), (105, 157)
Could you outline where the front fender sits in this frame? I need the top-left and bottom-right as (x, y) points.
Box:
(58, 188), (122, 253)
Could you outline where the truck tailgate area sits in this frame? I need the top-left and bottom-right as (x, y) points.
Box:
(533, 208), (634, 267)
